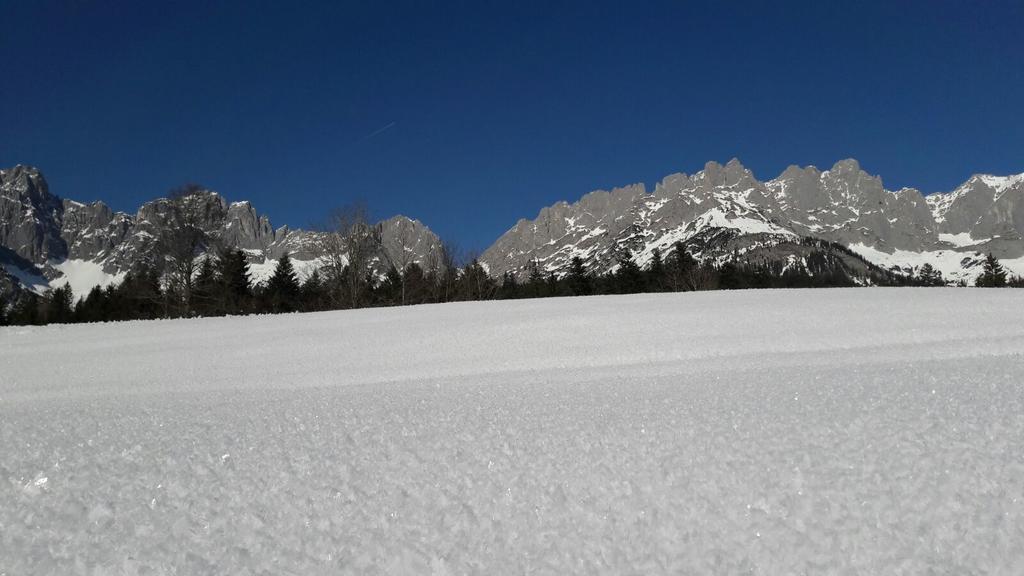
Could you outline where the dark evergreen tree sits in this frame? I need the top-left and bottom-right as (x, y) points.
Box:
(216, 248), (251, 314)
(668, 243), (699, 291)
(402, 263), (432, 305)
(496, 271), (522, 299)
(526, 259), (546, 298)
(613, 252), (645, 294)
(120, 263), (165, 320)
(976, 253), (1007, 287)
(266, 253), (300, 312)
(717, 261), (745, 290)
(566, 256), (592, 296)
(191, 257), (219, 316)
(74, 285), (109, 323)
(47, 284), (74, 323)
(299, 269), (328, 311)
(376, 266), (404, 306)
(456, 259), (497, 301)
(917, 263), (944, 287)
(646, 248), (666, 291)
(9, 292), (42, 325)
(545, 271), (562, 297)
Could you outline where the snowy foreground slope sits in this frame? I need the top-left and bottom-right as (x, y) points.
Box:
(2, 290), (1024, 574)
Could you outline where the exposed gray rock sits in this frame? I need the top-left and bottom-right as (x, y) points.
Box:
(0, 165), (66, 263)
(927, 174), (1024, 257)
(4, 160), (1023, 298)
(378, 215), (444, 271)
(482, 158), (1024, 283)
(222, 201), (276, 252)
(765, 159), (939, 252)
(61, 200), (134, 263)
(0, 166), (444, 297)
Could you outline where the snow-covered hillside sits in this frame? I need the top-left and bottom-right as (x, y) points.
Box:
(3, 290), (1024, 573)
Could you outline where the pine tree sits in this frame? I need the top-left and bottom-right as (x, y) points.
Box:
(614, 252), (645, 294)
(10, 292), (42, 325)
(718, 261), (744, 290)
(456, 259), (496, 301)
(668, 242), (698, 291)
(299, 269), (327, 311)
(976, 253), (1007, 287)
(216, 248), (251, 314)
(545, 271), (560, 297)
(526, 259), (546, 298)
(646, 249), (666, 291)
(47, 283), (74, 323)
(266, 253), (300, 312)
(917, 263), (943, 287)
(566, 256), (592, 296)
(402, 263), (431, 305)
(377, 266), (403, 306)
(119, 263), (165, 320)
(497, 270), (521, 299)
(192, 257), (219, 316)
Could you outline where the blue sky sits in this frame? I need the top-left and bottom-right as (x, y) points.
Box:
(2, 0), (1022, 250)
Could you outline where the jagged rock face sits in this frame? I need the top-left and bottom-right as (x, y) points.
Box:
(766, 159), (938, 252)
(483, 159), (796, 278)
(61, 200), (134, 262)
(482, 158), (1024, 282)
(0, 166), (444, 297)
(927, 174), (1024, 256)
(0, 165), (66, 263)
(222, 202), (276, 252)
(378, 215), (443, 271)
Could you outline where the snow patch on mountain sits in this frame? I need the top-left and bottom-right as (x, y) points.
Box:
(938, 232), (988, 248)
(1, 262), (50, 294)
(979, 173), (1024, 196)
(845, 243), (1001, 283)
(49, 259), (126, 299)
(246, 256), (325, 286)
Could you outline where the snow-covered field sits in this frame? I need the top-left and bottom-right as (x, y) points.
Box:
(2, 289), (1024, 574)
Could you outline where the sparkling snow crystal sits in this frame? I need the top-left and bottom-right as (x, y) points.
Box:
(2, 289), (1024, 574)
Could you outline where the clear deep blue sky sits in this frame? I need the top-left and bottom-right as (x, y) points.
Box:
(2, 1), (1022, 250)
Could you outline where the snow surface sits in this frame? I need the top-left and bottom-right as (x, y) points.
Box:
(3, 289), (1024, 574)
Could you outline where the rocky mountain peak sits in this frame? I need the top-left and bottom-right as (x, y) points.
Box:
(1, 165), (446, 298)
(696, 159), (756, 190)
(0, 164), (66, 263)
(482, 158), (1024, 283)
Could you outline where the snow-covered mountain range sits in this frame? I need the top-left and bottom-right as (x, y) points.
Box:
(481, 159), (1024, 283)
(0, 165), (441, 299)
(3, 158), (1024, 299)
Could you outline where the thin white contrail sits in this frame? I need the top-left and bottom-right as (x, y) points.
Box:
(361, 121), (396, 141)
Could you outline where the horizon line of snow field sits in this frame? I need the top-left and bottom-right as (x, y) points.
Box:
(2, 288), (1024, 573)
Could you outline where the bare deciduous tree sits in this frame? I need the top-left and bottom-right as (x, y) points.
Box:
(315, 203), (384, 309)
(158, 184), (210, 315)
(436, 239), (462, 303)
(386, 218), (417, 305)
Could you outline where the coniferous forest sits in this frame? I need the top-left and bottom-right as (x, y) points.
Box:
(3, 228), (1020, 327)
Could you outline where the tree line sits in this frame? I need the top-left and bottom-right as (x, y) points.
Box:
(1, 193), (1022, 327)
